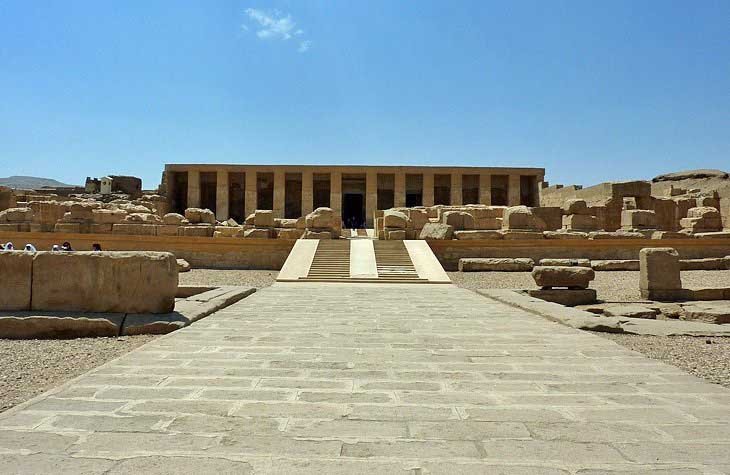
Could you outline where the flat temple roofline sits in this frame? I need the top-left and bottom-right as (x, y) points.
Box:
(164, 164), (546, 175)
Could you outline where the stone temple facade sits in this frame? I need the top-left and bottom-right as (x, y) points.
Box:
(162, 164), (545, 227)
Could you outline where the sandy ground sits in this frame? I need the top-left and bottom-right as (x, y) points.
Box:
(179, 269), (278, 288)
(0, 335), (156, 413)
(599, 334), (730, 388)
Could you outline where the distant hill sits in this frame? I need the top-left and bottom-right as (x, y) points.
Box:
(0, 175), (77, 190)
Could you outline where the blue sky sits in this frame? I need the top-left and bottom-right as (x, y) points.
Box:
(1, 1), (728, 189)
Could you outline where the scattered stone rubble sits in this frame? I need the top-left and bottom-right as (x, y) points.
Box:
(528, 266), (597, 306)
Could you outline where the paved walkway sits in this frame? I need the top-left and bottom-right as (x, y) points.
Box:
(2, 283), (729, 474)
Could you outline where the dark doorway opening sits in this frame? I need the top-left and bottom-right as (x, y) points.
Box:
(171, 172), (188, 214)
(343, 193), (365, 229)
(200, 172), (217, 214)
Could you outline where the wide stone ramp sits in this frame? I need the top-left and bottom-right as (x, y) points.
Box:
(1, 283), (728, 473)
(278, 239), (450, 284)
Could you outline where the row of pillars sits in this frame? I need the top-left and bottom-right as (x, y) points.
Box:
(185, 170), (526, 225)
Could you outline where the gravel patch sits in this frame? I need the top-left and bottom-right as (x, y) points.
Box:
(599, 334), (730, 388)
(449, 270), (730, 302)
(0, 335), (156, 413)
(179, 269), (278, 288)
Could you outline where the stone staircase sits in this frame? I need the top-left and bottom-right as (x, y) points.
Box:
(298, 240), (351, 282)
(373, 241), (424, 282)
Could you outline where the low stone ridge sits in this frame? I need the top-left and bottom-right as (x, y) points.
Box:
(603, 305), (659, 320)
(527, 288), (597, 306)
(459, 257), (534, 272)
(538, 258), (591, 267)
(532, 266), (595, 290)
(591, 260), (640, 271)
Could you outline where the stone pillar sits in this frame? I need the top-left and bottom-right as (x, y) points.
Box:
(244, 169), (257, 218)
(508, 174), (521, 206)
(330, 171), (342, 225)
(422, 173), (434, 207)
(451, 173), (462, 206)
(365, 171), (378, 228)
(394, 173), (406, 207)
(273, 170), (285, 218)
(640, 247), (683, 301)
(187, 169), (201, 209)
(479, 174), (492, 205)
(302, 170), (313, 217)
(215, 170), (229, 221)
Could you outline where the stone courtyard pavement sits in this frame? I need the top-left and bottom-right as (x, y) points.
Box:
(1, 283), (730, 474)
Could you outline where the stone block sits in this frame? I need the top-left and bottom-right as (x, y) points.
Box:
(543, 231), (588, 240)
(562, 214), (600, 231)
(528, 289), (597, 306)
(419, 223), (453, 240)
(407, 209), (429, 230)
(694, 231), (730, 239)
(0, 251), (33, 310)
(0, 313), (124, 339)
(651, 231), (690, 239)
(89, 224), (113, 234)
(276, 218), (298, 228)
(459, 257), (534, 272)
(538, 258), (591, 267)
(603, 305), (658, 319)
(453, 230), (503, 240)
(680, 258), (727, 271)
(382, 229), (405, 240)
(253, 210), (274, 228)
(184, 208), (216, 225)
(441, 211), (469, 230)
(502, 230), (544, 240)
(124, 212), (162, 224)
(31, 251), (177, 313)
(563, 199), (589, 216)
(686, 288), (727, 300)
(687, 206), (720, 219)
(383, 210), (408, 229)
(532, 266), (595, 289)
(177, 225), (214, 237)
(0, 207), (33, 223)
(640, 247), (682, 300)
(177, 259), (191, 272)
(621, 209), (656, 229)
(243, 228), (272, 239)
(680, 303), (730, 324)
(156, 225), (180, 236)
(305, 207), (335, 229)
(69, 202), (99, 220)
(92, 209), (127, 224)
(0, 223), (21, 232)
(591, 260), (640, 271)
(532, 207), (562, 231)
(303, 230), (333, 239)
(213, 226), (239, 237)
(112, 223), (158, 236)
(162, 213), (187, 225)
(54, 222), (82, 233)
(589, 231), (646, 239)
(276, 228), (303, 239)
(473, 217), (502, 230)
(502, 206), (546, 231)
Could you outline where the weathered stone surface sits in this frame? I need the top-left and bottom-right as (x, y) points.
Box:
(31, 251), (177, 313)
(651, 231), (690, 239)
(453, 230), (503, 240)
(528, 289), (597, 306)
(124, 212), (162, 224)
(680, 258), (728, 271)
(253, 210), (274, 228)
(603, 305), (659, 319)
(502, 206), (546, 231)
(303, 230), (333, 239)
(441, 211), (470, 230)
(502, 230), (544, 240)
(162, 213), (187, 225)
(306, 207), (335, 229)
(0, 313), (124, 339)
(184, 208), (216, 225)
(562, 214), (600, 231)
(0, 252), (32, 311)
(591, 260), (640, 271)
(276, 228), (303, 239)
(0, 207), (33, 223)
(177, 225), (213, 237)
(589, 231), (646, 239)
(621, 209), (656, 229)
(459, 258), (534, 272)
(112, 223), (158, 236)
(419, 223), (454, 240)
(681, 302), (730, 324)
(532, 266), (595, 289)
(694, 231), (730, 239)
(177, 259), (191, 273)
(408, 209), (429, 230)
(538, 258), (591, 268)
(385, 229), (406, 240)
(92, 209), (127, 224)
(543, 231), (588, 240)
(562, 199), (589, 216)
(640, 247), (682, 300)
(243, 228), (272, 239)
(383, 210), (408, 229)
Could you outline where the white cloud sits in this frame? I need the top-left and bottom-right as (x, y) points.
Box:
(243, 8), (311, 52)
(298, 40), (311, 53)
